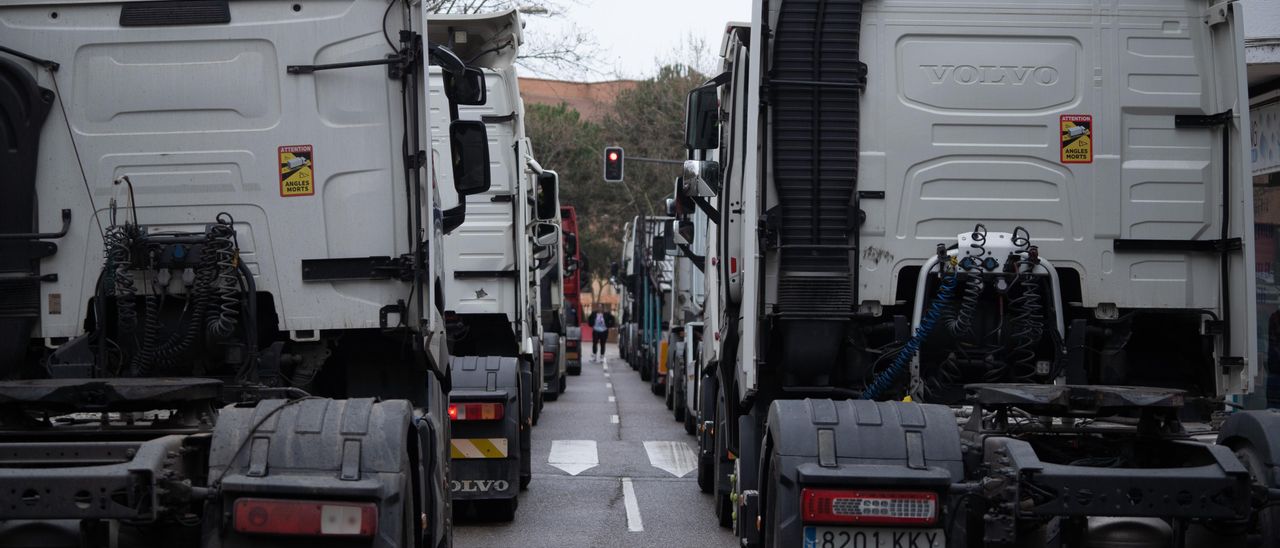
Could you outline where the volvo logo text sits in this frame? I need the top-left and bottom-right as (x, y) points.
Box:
(920, 65), (1060, 86)
(451, 479), (510, 493)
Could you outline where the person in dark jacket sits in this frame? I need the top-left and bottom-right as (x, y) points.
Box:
(587, 306), (616, 362)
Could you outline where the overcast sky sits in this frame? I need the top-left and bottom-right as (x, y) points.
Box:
(521, 0), (752, 81)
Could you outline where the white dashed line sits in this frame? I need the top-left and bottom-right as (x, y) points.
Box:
(606, 382), (613, 389)
(622, 477), (644, 532)
(608, 396), (616, 403)
(611, 414), (620, 424)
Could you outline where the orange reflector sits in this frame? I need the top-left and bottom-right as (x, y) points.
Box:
(232, 498), (377, 537)
(449, 402), (504, 421)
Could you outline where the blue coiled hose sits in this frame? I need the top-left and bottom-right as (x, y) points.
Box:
(861, 273), (958, 400)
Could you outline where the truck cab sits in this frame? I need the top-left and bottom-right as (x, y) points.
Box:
(0, 1), (491, 545)
(427, 8), (558, 519)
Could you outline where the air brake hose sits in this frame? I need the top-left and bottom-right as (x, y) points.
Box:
(861, 272), (957, 400)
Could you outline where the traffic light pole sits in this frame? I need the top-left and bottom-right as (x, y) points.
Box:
(627, 156), (684, 166)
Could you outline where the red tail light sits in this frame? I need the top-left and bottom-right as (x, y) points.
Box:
(729, 257), (738, 274)
(801, 489), (938, 526)
(543, 351), (555, 362)
(233, 498), (377, 537)
(448, 402), (504, 421)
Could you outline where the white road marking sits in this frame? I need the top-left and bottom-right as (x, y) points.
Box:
(622, 477), (644, 532)
(606, 382), (613, 389)
(548, 440), (599, 476)
(608, 396), (616, 402)
(604, 372), (611, 378)
(643, 440), (699, 478)
(611, 414), (620, 424)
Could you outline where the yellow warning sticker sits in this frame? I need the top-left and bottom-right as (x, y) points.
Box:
(1060, 115), (1092, 164)
(279, 145), (314, 196)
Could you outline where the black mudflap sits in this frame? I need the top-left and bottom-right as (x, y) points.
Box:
(0, 57), (55, 372)
(764, 399), (964, 548)
(208, 398), (415, 548)
(769, 0), (867, 378)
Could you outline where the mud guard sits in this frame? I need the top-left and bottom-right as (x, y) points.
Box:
(1219, 409), (1280, 485)
(448, 356), (522, 504)
(207, 398), (416, 548)
(762, 399), (965, 548)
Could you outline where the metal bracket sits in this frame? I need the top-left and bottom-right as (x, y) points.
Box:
(0, 209), (71, 241)
(301, 255), (412, 282)
(1175, 110), (1232, 128)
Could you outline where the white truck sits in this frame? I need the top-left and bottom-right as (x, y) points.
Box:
(426, 9), (560, 519)
(0, 1), (491, 546)
(682, 0), (1280, 546)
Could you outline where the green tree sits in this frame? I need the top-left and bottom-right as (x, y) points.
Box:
(524, 64), (709, 292)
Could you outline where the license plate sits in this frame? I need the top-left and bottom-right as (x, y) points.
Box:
(803, 527), (943, 548)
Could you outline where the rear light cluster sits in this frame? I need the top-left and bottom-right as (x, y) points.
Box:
(233, 498), (377, 538)
(543, 351), (556, 362)
(448, 402), (504, 421)
(801, 489), (938, 525)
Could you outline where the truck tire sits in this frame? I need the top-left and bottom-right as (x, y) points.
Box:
(559, 374), (567, 394)
(762, 439), (780, 548)
(639, 358), (652, 381)
(666, 379), (675, 410)
(674, 396), (685, 422)
(684, 405), (697, 435)
(714, 389), (733, 529)
(520, 424), (532, 490)
(1233, 443), (1280, 546)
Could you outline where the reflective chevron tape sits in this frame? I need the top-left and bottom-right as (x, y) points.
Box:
(450, 438), (509, 459)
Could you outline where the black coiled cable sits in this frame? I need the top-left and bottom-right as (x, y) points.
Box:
(206, 220), (239, 340)
(104, 225), (137, 335)
(1009, 272), (1045, 379)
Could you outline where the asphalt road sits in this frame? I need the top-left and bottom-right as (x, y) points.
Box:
(454, 346), (735, 548)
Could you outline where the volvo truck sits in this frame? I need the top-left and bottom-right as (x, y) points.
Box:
(427, 9), (559, 519)
(0, 1), (492, 546)
(683, 1), (1280, 546)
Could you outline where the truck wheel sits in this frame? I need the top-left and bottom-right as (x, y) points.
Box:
(520, 425), (532, 490)
(559, 374), (567, 394)
(544, 388), (559, 402)
(1234, 443), (1280, 546)
(684, 405), (697, 435)
(651, 378), (664, 396)
(762, 440), (780, 547)
(639, 360), (652, 381)
(714, 391), (733, 529)
(666, 380), (675, 409)
(674, 397), (685, 422)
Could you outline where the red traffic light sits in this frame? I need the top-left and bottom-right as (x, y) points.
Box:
(603, 146), (624, 182)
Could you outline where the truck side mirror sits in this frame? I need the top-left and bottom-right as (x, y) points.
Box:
(444, 67), (487, 106)
(682, 160), (720, 197)
(684, 85), (719, 151)
(450, 120), (491, 196)
(665, 197), (676, 217)
(676, 219), (694, 246)
(564, 233), (578, 256)
(536, 171), (559, 220)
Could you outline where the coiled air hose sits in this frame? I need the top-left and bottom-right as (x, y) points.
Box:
(861, 272), (958, 400)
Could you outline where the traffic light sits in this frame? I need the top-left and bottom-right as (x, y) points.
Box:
(603, 146), (624, 182)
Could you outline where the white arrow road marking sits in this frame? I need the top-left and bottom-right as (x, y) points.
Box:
(622, 477), (644, 532)
(643, 441), (698, 478)
(548, 440), (598, 476)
